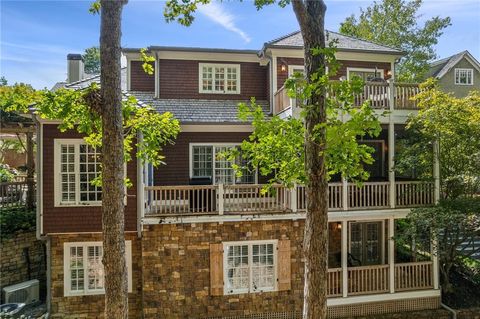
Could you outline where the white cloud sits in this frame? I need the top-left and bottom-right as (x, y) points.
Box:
(198, 2), (251, 43)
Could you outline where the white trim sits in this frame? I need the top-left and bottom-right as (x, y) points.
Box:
(287, 65), (304, 77)
(126, 58), (131, 91)
(222, 240), (278, 295)
(53, 139), (102, 207)
(189, 143), (258, 184)
(63, 241), (132, 297)
(198, 63), (241, 94)
(124, 51), (263, 64)
(180, 124), (252, 133)
(454, 68), (474, 85)
(347, 67), (385, 80)
(327, 289), (440, 306)
(266, 48), (401, 63)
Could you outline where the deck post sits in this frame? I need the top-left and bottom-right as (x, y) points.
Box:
(432, 237), (440, 290)
(389, 217), (395, 293)
(341, 220), (348, 297)
(137, 132), (145, 238)
(218, 183), (224, 215)
(290, 184), (297, 213)
(433, 140), (441, 203)
(342, 178), (348, 211)
(388, 122), (396, 209)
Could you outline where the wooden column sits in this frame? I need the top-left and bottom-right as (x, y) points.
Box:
(433, 140), (441, 203)
(26, 131), (35, 210)
(389, 217), (395, 293)
(290, 184), (297, 213)
(388, 122), (396, 209)
(342, 178), (348, 211)
(432, 237), (440, 290)
(341, 220), (348, 297)
(218, 183), (224, 215)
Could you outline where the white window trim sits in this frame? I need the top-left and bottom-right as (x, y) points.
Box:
(54, 139), (102, 207)
(189, 143), (258, 185)
(454, 68), (474, 85)
(63, 241), (133, 297)
(347, 67), (385, 80)
(198, 63), (241, 94)
(222, 240), (278, 295)
(287, 65), (305, 77)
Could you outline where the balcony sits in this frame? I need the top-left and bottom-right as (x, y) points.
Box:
(273, 81), (421, 116)
(144, 181), (434, 217)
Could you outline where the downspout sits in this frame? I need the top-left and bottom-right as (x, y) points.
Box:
(441, 303), (457, 319)
(33, 114), (43, 240)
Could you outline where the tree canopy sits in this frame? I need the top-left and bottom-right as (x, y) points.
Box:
(339, 0), (451, 82)
(83, 46), (101, 74)
(395, 79), (480, 198)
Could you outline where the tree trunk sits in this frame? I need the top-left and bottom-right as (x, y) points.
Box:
(100, 1), (128, 318)
(26, 131), (35, 210)
(291, 1), (328, 318)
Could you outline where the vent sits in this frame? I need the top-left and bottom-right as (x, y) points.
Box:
(3, 279), (39, 305)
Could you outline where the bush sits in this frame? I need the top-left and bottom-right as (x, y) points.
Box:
(0, 164), (16, 182)
(0, 207), (35, 239)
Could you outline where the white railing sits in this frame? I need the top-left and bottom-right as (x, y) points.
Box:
(327, 268), (343, 297)
(395, 261), (433, 291)
(396, 181), (434, 207)
(348, 182), (390, 209)
(144, 181), (434, 216)
(348, 264), (390, 295)
(273, 81), (421, 115)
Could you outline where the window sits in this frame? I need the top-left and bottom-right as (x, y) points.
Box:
(349, 221), (384, 266)
(190, 144), (255, 185)
(455, 68), (473, 85)
(223, 241), (277, 294)
(54, 139), (102, 206)
(64, 241), (132, 296)
(199, 63), (240, 94)
(347, 68), (385, 81)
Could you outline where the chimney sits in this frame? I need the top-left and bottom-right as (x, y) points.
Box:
(67, 54), (85, 83)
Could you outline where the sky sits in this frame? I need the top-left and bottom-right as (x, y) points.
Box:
(1, 0), (479, 89)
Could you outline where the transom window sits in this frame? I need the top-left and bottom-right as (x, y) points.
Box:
(190, 144), (255, 185)
(199, 63), (240, 94)
(63, 241), (132, 296)
(223, 241), (277, 295)
(55, 139), (102, 206)
(455, 68), (473, 85)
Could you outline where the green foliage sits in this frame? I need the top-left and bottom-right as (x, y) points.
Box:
(0, 82), (41, 114)
(401, 197), (480, 291)
(339, 0), (451, 82)
(0, 76), (7, 86)
(140, 48), (155, 75)
(0, 207), (36, 240)
(83, 46), (101, 74)
(89, 0), (101, 14)
(395, 79), (480, 198)
(226, 46), (382, 187)
(0, 164), (15, 182)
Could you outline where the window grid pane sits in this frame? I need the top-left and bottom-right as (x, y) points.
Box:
(192, 146), (213, 178)
(87, 246), (104, 290)
(456, 69), (473, 84)
(214, 67), (225, 92)
(214, 146), (234, 184)
(226, 244), (249, 293)
(70, 246), (84, 291)
(60, 144), (76, 202)
(202, 66), (213, 91)
(79, 145), (102, 202)
(251, 243), (275, 291)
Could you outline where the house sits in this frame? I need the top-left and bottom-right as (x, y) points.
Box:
(427, 50), (480, 97)
(36, 31), (442, 318)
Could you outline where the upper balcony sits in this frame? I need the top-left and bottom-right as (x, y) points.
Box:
(273, 81), (421, 118)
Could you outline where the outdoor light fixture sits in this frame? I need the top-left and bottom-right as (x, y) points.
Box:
(281, 64), (287, 72)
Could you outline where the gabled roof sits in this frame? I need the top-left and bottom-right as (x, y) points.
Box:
(427, 50), (480, 79)
(263, 30), (404, 55)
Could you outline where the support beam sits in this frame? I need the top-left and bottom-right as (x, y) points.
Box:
(388, 217), (395, 293)
(341, 220), (348, 297)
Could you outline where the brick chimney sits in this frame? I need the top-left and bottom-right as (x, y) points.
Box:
(67, 54), (85, 83)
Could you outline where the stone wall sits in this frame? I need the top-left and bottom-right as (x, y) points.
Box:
(49, 232), (142, 319)
(0, 231), (46, 302)
(457, 308), (480, 319)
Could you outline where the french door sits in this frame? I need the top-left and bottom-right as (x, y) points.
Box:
(349, 221), (384, 266)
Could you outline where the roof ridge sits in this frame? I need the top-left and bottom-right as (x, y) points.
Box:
(265, 30), (301, 45)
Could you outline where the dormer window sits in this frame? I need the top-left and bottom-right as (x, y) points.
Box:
(199, 63), (240, 94)
(455, 68), (473, 85)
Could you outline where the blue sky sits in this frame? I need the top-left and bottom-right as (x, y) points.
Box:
(1, 0), (479, 89)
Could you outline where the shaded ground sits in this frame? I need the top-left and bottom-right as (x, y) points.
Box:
(443, 266), (480, 308)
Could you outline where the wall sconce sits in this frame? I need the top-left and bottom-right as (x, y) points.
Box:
(387, 70), (392, 77)
(281, 64), (287, 72)
(336, 222), (342, 230)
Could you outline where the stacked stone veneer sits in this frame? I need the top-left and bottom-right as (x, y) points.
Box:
(0, 231), (46, 302)
(49, 232), (142, 319)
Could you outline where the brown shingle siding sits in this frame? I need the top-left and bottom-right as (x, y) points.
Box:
(158, 59), (268, 100)
(130, 60), (155, 92)
(42, 124), (138, 234)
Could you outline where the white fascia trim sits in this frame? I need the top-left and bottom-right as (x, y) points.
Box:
(287, 65), (304, 77)
(180, 124), (253, 133)
(327, 289), (440, 306)
(125, 52), (267, 64)
(142, 209), (411, 225)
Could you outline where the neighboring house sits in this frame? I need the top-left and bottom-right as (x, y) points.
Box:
(427, 50), (480, 98)
(37, 31), (441, 319)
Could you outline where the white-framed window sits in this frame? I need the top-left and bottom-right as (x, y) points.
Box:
(54, 139), (102, 206)
(223, 240), (277, 295)
(63, 241), (132, 296)
(190, 143), (256, 185)
(347, 67), (385, 81)
(199, 63), (241, 94)
(455, 68), (473, 85)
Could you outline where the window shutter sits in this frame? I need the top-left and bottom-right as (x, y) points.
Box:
(210, 243), (224, 296)
(277, 239), (291, 291)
